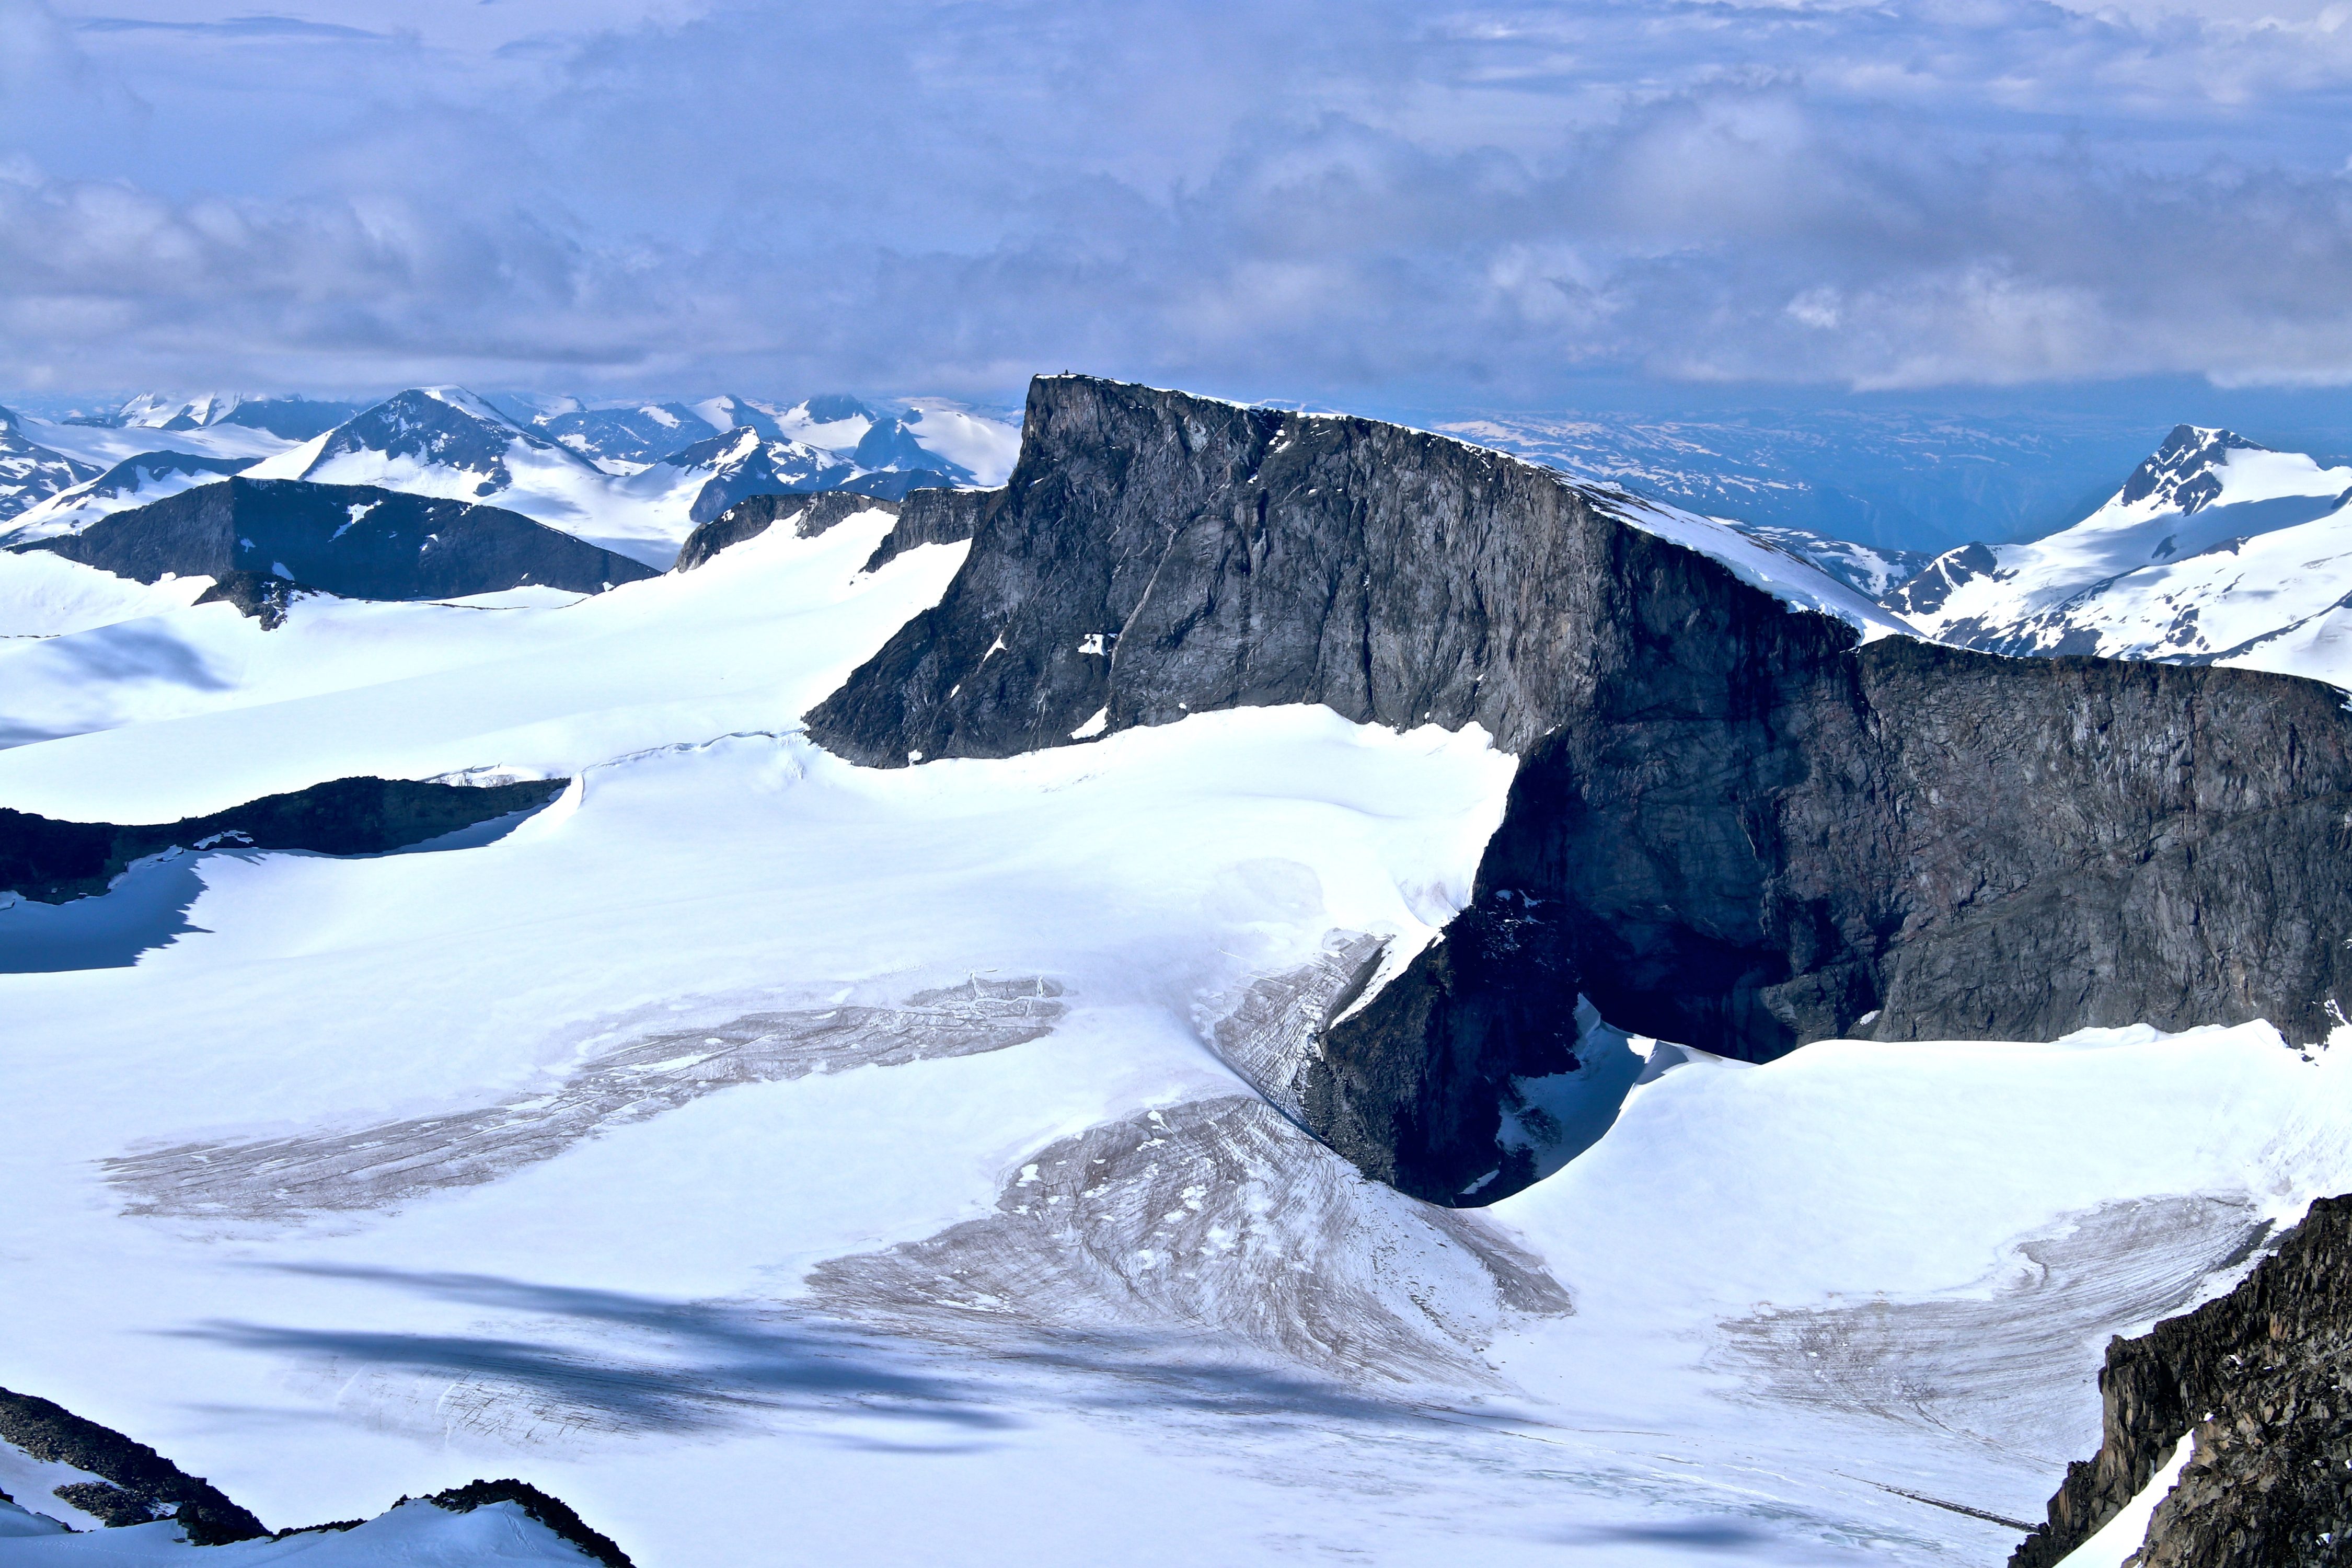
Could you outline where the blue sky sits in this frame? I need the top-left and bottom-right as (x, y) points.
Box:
(6, 0), (2352, 411)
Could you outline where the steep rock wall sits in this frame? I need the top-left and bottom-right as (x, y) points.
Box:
(809, 376), (2352, 1202)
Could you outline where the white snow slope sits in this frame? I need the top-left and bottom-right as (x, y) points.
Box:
(0, 505), (952, 808)
(1598, 488), (1915, 642)
(3, 434), (2348, 1568)
(1892, 425), (2352, 687)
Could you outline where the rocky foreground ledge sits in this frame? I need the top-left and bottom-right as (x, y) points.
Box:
(0, 1385), (632, 1563)
(2012, 1192), (2352, 1567)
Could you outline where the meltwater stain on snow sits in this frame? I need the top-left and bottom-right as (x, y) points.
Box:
(806, 1095), (1572, 1388)
(1714, 1194), (2273, 1469)
(105, 978), (1065, 1221)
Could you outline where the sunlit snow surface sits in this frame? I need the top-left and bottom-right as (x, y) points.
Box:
(4, 509), (2349, 1566)
(0, 508), (953, 814)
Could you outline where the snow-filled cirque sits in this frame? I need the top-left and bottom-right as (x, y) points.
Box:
(7, 374), (2352, 1568)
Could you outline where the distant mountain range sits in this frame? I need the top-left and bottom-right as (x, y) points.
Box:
(10, 387), (2351, 696)
(0, 387), (1019, 568)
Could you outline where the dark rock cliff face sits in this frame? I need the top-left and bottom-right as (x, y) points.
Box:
(2011, 1193), (2352, 1568)
(673, 491), (902, 572)
(18, 478), (655, 605)
(0, 776), (566, 903)
(809, 375), (2352, 1204)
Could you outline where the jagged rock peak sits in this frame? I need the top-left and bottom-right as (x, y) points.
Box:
(2116, 424), (2268, 515)
(1879, 538), (1998, 618)
(0, 1385), (267, 1543)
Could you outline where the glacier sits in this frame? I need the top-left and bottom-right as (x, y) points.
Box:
(4, 377), (2351, 1567)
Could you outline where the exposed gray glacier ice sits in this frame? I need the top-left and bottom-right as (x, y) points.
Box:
(807, 1094), (1574, 1388)
(105, 978), (1065, 1221)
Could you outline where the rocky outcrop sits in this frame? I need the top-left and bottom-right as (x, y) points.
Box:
(1, 1385), (634, 1561)
(2011, 1193), (2352, 1568)
(17, 478), (655, 604)
(0, 1386), (266, 1543)
(0, 775), (566, 903)
(191, 569), (316, 629)
(420, 1480), (633, 1567)
(857, 484), (1002, 572)
(1881, 540), (1997, 619)
(808, 375), (2352, 1203)
(672, 491), (902, 571)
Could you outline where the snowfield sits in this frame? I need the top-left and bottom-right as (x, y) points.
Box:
(3, 433), (2349, 1566)
(0, 506), (956, 815)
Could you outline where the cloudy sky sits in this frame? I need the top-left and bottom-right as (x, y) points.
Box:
(6, 0), (2352, 407)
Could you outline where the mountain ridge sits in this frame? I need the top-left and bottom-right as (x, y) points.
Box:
(810, 374), (2352, 1203)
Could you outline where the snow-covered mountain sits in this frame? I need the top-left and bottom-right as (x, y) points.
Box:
(243, 388), (708, 566)
(1883, 425), (2352, 687)
(0, 405), (99, 525)
(501, 398), (734, 467)
(5, 375), (2350, 1568)
(250, 387), (603, 497)
(0, 387), (1014, 570)
(0, 451), (251, 546)
(502, 391), (1014, 489)
(106, 392), (360, 441)
(0, 404), (306, 543)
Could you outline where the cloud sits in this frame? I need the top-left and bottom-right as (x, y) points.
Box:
(73, 14), (387, 40)
(6, 0), (2352, 397)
